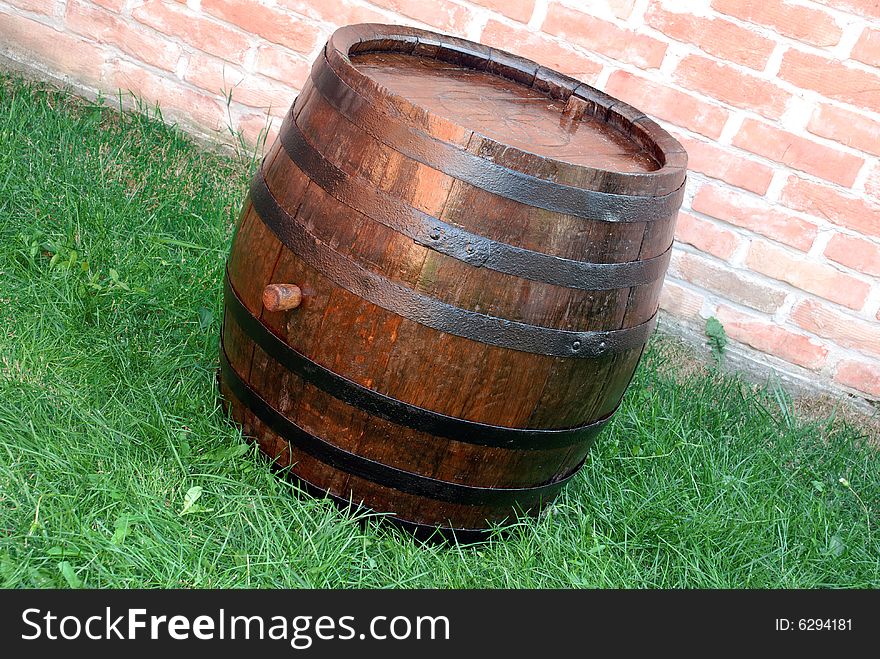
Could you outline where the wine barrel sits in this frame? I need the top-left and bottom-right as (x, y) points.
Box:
(219, 23), (687, 539)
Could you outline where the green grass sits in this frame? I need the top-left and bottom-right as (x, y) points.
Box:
(0, 74), (877, 589)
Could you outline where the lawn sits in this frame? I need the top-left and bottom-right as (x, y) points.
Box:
(0, 74), (877, 588)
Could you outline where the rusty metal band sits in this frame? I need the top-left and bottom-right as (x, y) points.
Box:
(249, 170), (658, 358)
(279, 117), (673, 290)
(224, 271), (611, 450)
(220, 344), (582, 507)
(306, 58), (686, 223)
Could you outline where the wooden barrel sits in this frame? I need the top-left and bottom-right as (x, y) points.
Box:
(219, 23), (687, 539)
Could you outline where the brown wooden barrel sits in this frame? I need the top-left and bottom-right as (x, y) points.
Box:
(219, 23), (687, 539)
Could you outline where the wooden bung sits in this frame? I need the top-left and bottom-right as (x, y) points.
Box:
(262, 283), (302, 312)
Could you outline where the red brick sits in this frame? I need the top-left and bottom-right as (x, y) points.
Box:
(812, 0), (880, 20)
(0, 12), (106, 88)
(201, 0), (322, 53)
(780, 176), (880, 239)
(746, 240), (870, 310)
(277, 0), (389, 24)
(674, 54), (791, 120)
(659, 280), (705, 319)
(646, 4), (775, 70)
(110, 59), (225, 130)
(779, 49), (880, 114)
(711, 0), (842, 47)
(715, 305), (828, 370)
(368, 0), (475, 33)
(8, 0), (57, 14)
(807, 104), (880, 158)
(834, 360), (880, 398)
(675, 211), (741, 260)
(605, 70), (728, 139)
(184, 54), (296, 115)
(542, 4), (667, 69)
(670, 251), (787, 313)
(824, 234), (880, 277)
(791, 299), (880, 358)
(691, 184), (818, 251)
(852, 27), (880, 68)
(672, 133), (773, 195)
(472, 0), (535, 23)
(65, 0), (181, 73)
(132, 0), (251, 63)
(481, 20), (602, 82)
(254, 46), (310, 89)
(732, 118), (864, 187)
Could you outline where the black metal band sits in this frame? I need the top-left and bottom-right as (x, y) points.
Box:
(279, 117), (673, 290)
(307, 57), (686, 223)
(249, 170), (658, 358)
(220, 344), (581, 507)
(224, 271), (610, 450)
(279, 465), (500, 543)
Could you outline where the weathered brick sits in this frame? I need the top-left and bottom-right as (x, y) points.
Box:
(542, 4), (667, 69)
(184, 54), (296, 114)
(481, 20), (602, 82)
(807, 104), (880, 157)
(780, 176), (880, 239)
(866, 165), (880, 201)
(254, 46), (310, 89)
(746, 240), (870, 310)
(824, 233), (880, 277)
(110, 59), (225, 130)
(715, 305), (828, 370)
(646, 4), (775, 70)
(834, 360), (880, 398)
(66, 0), (181, 72)
(691, 184), (818, 251)
(132, 0), (251, 63)
(732, 118), (864, 187)
(277, 0), (390, 24)
(471, 0), (535, 23)
(669, 251), (787, 313)
(791, 299), (880, 358)
(659, 279), (705, 319)
(812, 0), (880, 20)
(605, 70), (728, 139)
(779, 49), (880, 114)
(852, 26), (880, 68)
(236, 112), (281, 150)
(8, 0), (57, 15)
(671, 133), (773, 195)
(0, 11), (106, 88)
(711, 0), (842, 47)
(201, 0), (322, 53)
(368, 0), (475, 33)
(675, 211), (741, 260)
(674, 54), (791, 119)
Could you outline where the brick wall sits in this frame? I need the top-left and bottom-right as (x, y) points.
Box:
(3, 0), (879, 403)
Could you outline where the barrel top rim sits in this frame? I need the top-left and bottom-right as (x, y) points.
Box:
(325, 23), (687, 194)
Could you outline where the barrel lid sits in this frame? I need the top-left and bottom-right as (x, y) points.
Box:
(321, 24), (687, 196)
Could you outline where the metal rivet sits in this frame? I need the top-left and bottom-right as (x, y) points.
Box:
(598, 341), (607, 352)
(571, 340), (581, 352)
(430, 228), (441, 240)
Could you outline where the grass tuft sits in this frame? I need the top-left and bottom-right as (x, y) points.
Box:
(0, 74), (877, 588)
